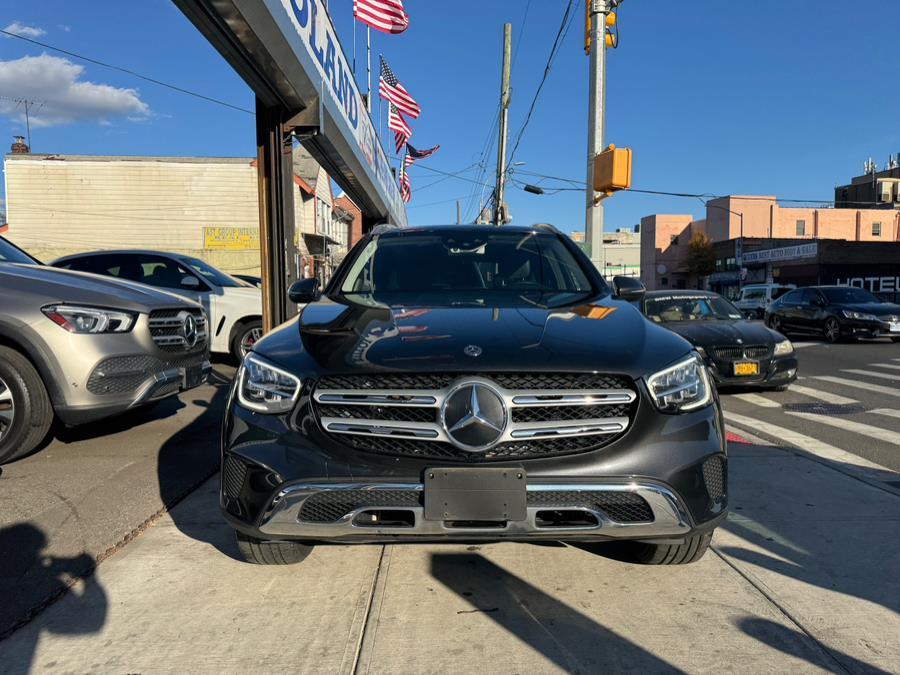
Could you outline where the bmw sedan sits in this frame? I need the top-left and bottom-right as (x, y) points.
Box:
(765, 286), (900, 343)
(642, 290), (797, 389)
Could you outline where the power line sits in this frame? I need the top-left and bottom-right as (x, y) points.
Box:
(0, 29), (253, 115)
(506, 0), (578, 169)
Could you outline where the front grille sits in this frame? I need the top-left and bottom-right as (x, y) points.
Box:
(710, 344), (769, 361)
(528, 490), (653, 523)
(86, 352), (206, 396)
(314, 372), (637, 462)
(223, 455), (248, 500)
(299, 489), (421, 523)
(149, 308), (208, 353)
(702, 455), (726, 502)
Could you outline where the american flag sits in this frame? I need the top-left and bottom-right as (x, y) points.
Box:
(404, 143), (440, 168)
(388, 104), (411, 154)
(379, 57), (420, 119)
(353, 0), (409, 35)
(399, 163), (411, 203)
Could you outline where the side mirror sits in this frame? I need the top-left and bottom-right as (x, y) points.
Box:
(180, 275), (201, 290)
(289, 278), (321, 304)
(612, 275), (646, 302)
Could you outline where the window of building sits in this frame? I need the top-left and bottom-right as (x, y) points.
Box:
(675, 278), (687, 289)
(660, 277), (669, 287)
(725, 257), (736, 270)
(670, 234), (678, 245)
(873, 222), (882, 237)
(715, 259), (723, 271)
(796, 219), (806, 236)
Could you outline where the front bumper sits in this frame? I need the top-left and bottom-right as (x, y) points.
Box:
(840, 318), (900, 339)
(706, 354), (798, 388)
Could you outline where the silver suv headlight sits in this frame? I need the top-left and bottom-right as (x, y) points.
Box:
(773, 339), (794, 356)
(42, 305), (136, 333)
(646, 354), (712, 413)
(237, 354), (302, 414)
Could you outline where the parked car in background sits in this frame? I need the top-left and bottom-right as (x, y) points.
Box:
(54, 251), (264, 360)
(233, 274), (262, 289)
(734, 283), (795, 319)
(0, 236), (210, 464)
(642, 290), (797, 389)
(766, 286), (900, 343)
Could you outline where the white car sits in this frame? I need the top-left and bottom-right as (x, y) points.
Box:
(54, 250), (264, 360)
(734, 283), (796, 319)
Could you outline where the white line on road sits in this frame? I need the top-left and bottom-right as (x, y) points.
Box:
(812, 376), (900, 398)
(841, 369), (900, 382)
(869, 363), (900, 371)
(724, 411), (896, 474)
(787, 384), (858, 405)
(871, 408), (900, 420)
(785, 411), (900, 446)
(731, 393), (781, 408)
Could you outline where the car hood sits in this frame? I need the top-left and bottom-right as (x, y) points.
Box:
(661, 320), (778, 347)
(0, 263), (201, 311)
(254, 296), (694, 380)
(838, 302), (900, 317)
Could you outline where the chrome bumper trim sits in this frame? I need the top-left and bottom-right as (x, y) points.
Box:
(256, 481), (694, 539)
(129, 359), (211, 408)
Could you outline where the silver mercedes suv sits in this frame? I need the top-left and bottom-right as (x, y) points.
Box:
(0, 236), (211, 463)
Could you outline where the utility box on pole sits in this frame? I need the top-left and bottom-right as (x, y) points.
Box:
(593, 144), (632, 194)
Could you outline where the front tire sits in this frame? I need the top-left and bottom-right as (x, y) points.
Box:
(231, 320), (264, 362)
(767, 315), (783, 333)
(0, 346), (53, 464)
(629, 531), (713, 565)
(235, 531), (314, 565)
(823, 317), (841, 343)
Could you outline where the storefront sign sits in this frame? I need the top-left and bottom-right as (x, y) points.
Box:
(742, 242), (818, 264)
(836, 275), (900, 294)
(204, 226), (260, 250)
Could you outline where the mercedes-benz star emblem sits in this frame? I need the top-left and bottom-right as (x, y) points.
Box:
(463, 344), (482, 357)
(181, 313), (198, 350)
(441, 381), (508, 451)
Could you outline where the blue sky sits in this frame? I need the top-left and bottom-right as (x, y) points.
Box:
(2, 0), (899, 233)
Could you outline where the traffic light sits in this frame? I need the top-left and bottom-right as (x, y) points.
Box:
(593, 144), (632, 194)
(605, 12), (618, 48)
(585, 6), (619, 54)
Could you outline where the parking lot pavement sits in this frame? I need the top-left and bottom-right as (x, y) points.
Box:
(2, 441), (897, 673)
(0, 362), (235, 639)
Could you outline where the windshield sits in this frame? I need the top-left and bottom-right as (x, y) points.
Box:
(821, 287), (881, 304)
(644, 294), (743, 322)
(338, 229), (600, 307)
(180, 257), (243, 287)
(0, 236), (40, 265)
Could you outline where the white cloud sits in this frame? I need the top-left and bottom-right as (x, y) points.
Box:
(0, 54), (150, 127)
(3, 22), (46, 39)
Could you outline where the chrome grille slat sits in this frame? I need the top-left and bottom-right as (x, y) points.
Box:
(314, 373), (637, 461)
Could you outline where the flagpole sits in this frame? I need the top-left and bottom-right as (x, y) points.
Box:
(352, 16), (357, 75)
(366, 27), (372, 113)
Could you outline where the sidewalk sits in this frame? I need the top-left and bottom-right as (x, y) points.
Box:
(1, 442), (897, 674)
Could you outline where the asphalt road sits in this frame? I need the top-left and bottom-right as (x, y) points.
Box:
(720, 334), (900, 474)
(0, 362), (235, 638)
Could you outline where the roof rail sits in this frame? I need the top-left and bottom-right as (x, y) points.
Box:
(371, 223), (401, 235)
(532, 223), (560, 234)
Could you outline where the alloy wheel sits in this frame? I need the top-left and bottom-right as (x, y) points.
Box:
(770, 316), (781, 331)
(0, 376), (15, 443)
(240, 326), (264, 357)
(825, 318), (840, 343)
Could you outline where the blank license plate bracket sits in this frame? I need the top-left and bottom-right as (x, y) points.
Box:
(424, 467), (526, 522)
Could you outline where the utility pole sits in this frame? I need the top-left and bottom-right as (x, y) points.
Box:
(586, 0), (610, 271)
(456, 200), (461, 224)
(493, 23), (512, 226)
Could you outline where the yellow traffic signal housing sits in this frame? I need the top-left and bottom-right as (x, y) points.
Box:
(593, 144), (632, 194)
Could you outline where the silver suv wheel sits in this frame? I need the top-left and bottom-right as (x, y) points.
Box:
(239, 326), (263, 357)
(0, 376), (15, 442)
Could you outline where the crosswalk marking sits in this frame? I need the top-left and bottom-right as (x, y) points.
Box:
(787, 384), (858, 405)
(841, 369), (900, 382)
(871, 408), (900, 420)
(870, 363), (900, 371)
(732, 393), (780, 408)
(792, 342), (818, 349)
(724, 411), (895, 473)
(785, 412), (900, 446)
(810, 376), (900, 398)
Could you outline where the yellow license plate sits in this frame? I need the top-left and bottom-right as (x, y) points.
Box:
(734, 361), (759, 376)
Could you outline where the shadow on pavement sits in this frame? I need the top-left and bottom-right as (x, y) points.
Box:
(430, 552), (679, 673)
(0, 524), (107, 671)
(157, 366), (241, 560)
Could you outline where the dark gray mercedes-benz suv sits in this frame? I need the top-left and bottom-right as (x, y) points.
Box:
(222, 225), (727, 565)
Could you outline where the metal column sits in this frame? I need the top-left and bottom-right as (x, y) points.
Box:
(586, 0), (610, 271)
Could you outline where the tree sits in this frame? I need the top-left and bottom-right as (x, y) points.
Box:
(686, 231), (715, 279)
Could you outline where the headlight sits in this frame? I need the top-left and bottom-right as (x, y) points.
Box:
(773, 339), (794, 356)
(237, 354), (302, 414)
(646, 354), (712, 413)
(841, 309), (877, 321)
(42, 305), (135, 333)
